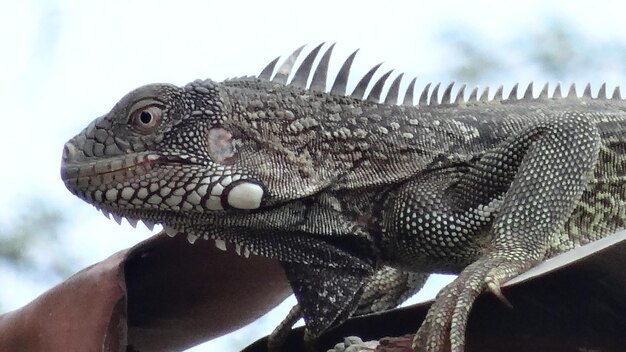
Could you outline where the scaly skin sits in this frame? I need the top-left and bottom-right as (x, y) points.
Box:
(61, 45), (626, 351)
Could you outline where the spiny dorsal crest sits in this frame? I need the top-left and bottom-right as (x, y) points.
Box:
(257, 43), (623, 106)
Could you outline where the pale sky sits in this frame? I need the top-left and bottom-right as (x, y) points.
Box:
(1, 0), (626, 350)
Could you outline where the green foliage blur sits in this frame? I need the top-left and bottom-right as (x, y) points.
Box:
(441, 18), (626, 83)
(0, 201), (76, 311)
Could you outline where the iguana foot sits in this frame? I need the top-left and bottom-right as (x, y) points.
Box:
(268, 304), (302, 352)
(412, 254), (533, 352)
(327, 336), (380, 352)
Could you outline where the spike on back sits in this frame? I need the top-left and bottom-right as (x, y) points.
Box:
(290, 43), (325, 89)
(430, 83), (441, 106)
(259, 45), (623, 108)
(272, 45), (306, 84)
(329, 49), (358, 95)
(309, 43), (336, 92)
(258, 57), (280, 81)
(507, 83), (519, 101)
(442, 82), (455, 104)
(479, 86), (490, 102)
(351, 63), (382, 100)
(403, 77), (417, 106)
(597, 83), (607, 99)
(493, 85), (503, 101)
(367, 70), (394, 103)
(419, 83), (432, 106)
(553, 82), (562, 98)
(583, 83), (592, 98)
(385, 73), (404, 105)
(523, 82), (534, 100)
(539, 82), (549, 99)
(468, 86), (479, 102)
(566, 83), (578, 99)
(613, 86), (622, 100)
(454, 84), (466, 104)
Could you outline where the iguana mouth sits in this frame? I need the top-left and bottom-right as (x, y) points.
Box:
(61, 141), (200, 184)
(60, 151), (160, 188)
(61, 145), (194, 185)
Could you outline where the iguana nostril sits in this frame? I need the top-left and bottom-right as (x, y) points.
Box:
(62, 142), (77, 163)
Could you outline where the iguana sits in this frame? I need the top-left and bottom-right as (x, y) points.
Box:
(60, 43), (626, 352)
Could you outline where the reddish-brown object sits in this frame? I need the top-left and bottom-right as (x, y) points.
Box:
(0, 233), (292, 352)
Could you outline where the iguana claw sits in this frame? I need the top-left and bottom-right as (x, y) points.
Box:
(412, 256), (531, 352)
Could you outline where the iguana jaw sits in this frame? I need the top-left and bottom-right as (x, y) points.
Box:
(60, 139), (277, 259)
(62, 136), (265, 213)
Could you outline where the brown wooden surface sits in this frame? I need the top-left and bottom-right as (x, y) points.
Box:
(244, 231), (626, 352)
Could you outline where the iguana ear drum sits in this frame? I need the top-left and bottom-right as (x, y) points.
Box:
(223, 180), (264, 209)
(207, 127), (235, 163)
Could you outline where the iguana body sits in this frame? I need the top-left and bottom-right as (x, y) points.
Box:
(60, 44), (626, 352)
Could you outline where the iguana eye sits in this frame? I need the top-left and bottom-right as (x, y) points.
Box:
(131, 105), (163, 132)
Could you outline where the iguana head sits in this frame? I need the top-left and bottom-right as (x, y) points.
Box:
(60, 48), (328, 230)
(60, 43), (391, 236)
(61, 79), (265, 222)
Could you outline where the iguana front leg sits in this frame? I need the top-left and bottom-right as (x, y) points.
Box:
(354, 266), (428, 316)
(382, 113), (600, 352)
(268, 266), (427, 351)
